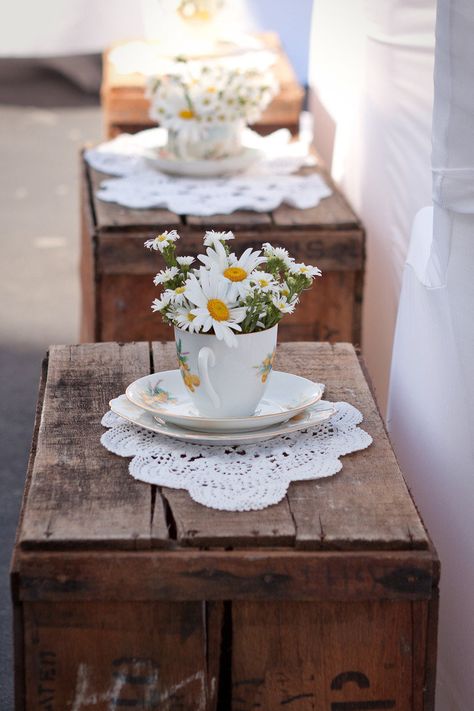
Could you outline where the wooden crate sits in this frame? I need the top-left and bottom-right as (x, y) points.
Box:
(80, 151), (365, 346)
(102, 32), (305, 139)
(11, 342), (439, 710)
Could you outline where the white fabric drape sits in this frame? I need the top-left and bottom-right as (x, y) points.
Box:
(308, 0), (436, 410)
(388, 1), (474, 708)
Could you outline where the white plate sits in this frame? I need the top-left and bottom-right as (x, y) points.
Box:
(146, 146), (262, 177)
(110, 395), (336, 446)
(126, 370), (324, 433)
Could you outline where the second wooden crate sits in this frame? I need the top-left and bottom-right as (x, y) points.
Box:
(80, 152), (365, 345)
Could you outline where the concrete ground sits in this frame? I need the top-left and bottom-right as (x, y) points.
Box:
(0, 61), (102, 707)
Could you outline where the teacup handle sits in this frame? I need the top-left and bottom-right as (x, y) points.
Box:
(198, 347), (220, 410)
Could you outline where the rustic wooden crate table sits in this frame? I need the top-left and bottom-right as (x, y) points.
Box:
(80, 152), (365, 345)
(11, 342), (438, 710)
(102, 32), (305, 139)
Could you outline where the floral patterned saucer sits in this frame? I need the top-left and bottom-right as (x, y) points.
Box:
(125, 370), (324, 433)
(110, 395), (336, 446)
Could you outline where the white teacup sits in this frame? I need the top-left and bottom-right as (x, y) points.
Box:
(174, 325), (278, 418)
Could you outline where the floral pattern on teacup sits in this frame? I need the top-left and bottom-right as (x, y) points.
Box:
(255, 350), (275, 383)
(142, 380), (176, 405)
(176, 339), (201, 392)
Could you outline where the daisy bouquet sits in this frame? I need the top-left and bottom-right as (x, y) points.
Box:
(146, 56), (277, 159)
(145, 229), (321, 347)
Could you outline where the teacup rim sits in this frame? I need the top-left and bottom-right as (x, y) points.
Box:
(173, 323), (278, 340)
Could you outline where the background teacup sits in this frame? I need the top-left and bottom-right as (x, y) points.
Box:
(174, 324), (278, 417)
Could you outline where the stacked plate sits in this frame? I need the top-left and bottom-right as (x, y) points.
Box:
(110, 370), (336, 446)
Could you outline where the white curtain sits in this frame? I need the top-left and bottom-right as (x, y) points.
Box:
(388, 1), (474, 708)
(308, 0), (436, 411)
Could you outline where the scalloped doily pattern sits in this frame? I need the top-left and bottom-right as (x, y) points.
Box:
(100, 401), (372, 511)
(85, 128), (332, 216)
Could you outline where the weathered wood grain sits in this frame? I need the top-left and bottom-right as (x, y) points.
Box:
(151, 341), (296, 548)
(186, 211), (272, 227)
(24, 600), (210, 710)
(95, 227), (364, 275)
(82, 145), (365, 346)
(18, 343), (169, 550)
(11, 355), (48, 711)
(16, 549), (437, 603)
(272, 177), (359, 228)
(276, 343), (429, 550)
(231, 600), (413, 710)
(89, 167), (181, 231)
(80, 154), (98, 342)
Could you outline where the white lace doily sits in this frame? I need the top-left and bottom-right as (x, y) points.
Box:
(85, 128), (332, 216)
(100, 401), (372, 511)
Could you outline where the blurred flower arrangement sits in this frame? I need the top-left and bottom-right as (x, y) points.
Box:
(176, 0), (224, 22)
(146, 58), (277, 159)
(145, 230), (321, 347)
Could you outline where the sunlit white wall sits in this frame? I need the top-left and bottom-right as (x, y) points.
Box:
(309, 0), (436, 411)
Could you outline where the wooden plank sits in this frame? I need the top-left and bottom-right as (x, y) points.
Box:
(88, 165), (181, 231)
(16, 549), (437, 603)
(19, 343), (169, 550)
(278, 271), (360, 343)
(151, 341), (296, 548)
(278, 343), (429, 550)
(231, 600), (413, 710)
(96, 228), (364, 276)
(186, 211), (272, 227)
(24, 600), (209, 710)
(80, 152), (98, 342)
(98, 271), (361, 345)
(11, 355), (48, 711)
(206, 601), (224, 711)
(272, 172), (360, 228)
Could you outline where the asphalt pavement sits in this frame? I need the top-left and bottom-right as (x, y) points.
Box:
(0, 61), (102, 707)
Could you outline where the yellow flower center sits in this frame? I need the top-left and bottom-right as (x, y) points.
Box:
(187, 312), (196, 322)
(179, 109), (195, 120)
(207, 298), (230, 322)
(156, 233), (168, 242)
(223, 266), (247, 282)
(175, 286), (186, 294)
(206, 86), (216, 93)
(258, 279), (269, 287)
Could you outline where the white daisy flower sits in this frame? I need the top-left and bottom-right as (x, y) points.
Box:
(279, 281), (291, 299)
(203, 230), (235, 249)
(271, 295), (296, 314)
(198, 239), (232, 272)
(250, 271), (278, 293)
(145, 230), (180, 252)
(165, 285), (188, 305)
(172, 302), (199, 332)
(153, 266), (179, 285)
(289, 262), (322, 279)
(151, 293), (172, 312)
(185, 269), (247, 348)
(176, 256), (195, 267)
(262, 242), (293, 268)
(221, 248), (267, 299)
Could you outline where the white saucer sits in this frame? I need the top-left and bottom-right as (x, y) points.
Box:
(125, 370), (324, 433)
(110, 395), (336, 446)
(146, 146), (262, 177)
